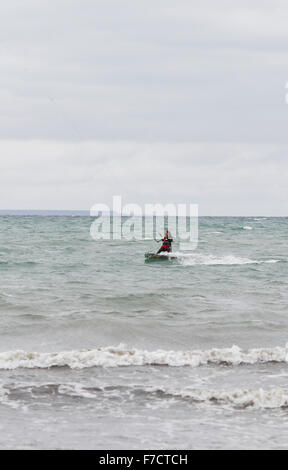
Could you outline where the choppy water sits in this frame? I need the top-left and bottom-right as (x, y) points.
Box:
(0, 215), (288, 449)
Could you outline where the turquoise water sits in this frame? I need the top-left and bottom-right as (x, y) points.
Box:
(0, 216), (288, 449)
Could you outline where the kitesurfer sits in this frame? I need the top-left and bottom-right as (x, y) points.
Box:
(157, 231), (173, 254)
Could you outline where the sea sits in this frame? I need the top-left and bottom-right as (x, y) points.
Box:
(0, 213), (288, 450)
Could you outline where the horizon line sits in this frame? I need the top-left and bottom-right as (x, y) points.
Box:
(0, 210), (286, 218)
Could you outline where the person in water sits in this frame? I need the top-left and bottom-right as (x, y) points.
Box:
(157, 231), (173, 254)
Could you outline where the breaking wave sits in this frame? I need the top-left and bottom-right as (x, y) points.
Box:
(0, 344), (288, 370)
(2, 382), (288, 410)
(152, 387), (288, 409)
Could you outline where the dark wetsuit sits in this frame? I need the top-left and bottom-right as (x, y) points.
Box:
(157, 237), (173, 254)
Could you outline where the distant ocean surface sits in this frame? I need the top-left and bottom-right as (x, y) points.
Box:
(0, 214), (288, 449)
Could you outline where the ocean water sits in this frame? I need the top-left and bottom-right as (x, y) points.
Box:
(0, 215), (288, 449)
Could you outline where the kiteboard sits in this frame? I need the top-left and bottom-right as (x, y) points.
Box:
(145, 252), (173, 262)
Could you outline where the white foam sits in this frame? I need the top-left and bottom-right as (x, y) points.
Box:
(243, 226), (253, 230)
(58, 383), (97, 399)
(171, 252), (279, 266)
(179, 254), (255, 265)
(0, 344), (287, 370)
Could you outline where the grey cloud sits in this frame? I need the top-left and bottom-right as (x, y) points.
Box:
(0, 0), (288, 141)
(0, 1), (288, 214)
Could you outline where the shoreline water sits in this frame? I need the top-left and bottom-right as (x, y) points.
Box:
(0, 215), (287, 449)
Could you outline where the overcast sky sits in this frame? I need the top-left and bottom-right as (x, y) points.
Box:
(0, 0), (288, 214)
